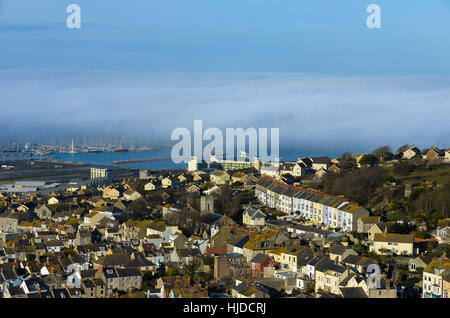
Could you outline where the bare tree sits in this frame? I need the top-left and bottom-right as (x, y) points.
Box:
(397, 144), (410, 154)
(373, 146), (393, 162)
(416, 191), (434, 217)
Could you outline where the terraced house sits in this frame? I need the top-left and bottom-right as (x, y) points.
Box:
(370, 233), (414, 256)
(255, 176), (369, 232)
(422, 258), (450, 298)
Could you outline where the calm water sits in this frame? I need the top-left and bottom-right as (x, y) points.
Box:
(40, 148), (337, 170)
(45, 148), (184, 170)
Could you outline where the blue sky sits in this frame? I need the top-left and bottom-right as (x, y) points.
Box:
(0, 1), (450, 155)
(1, 0), (450, 74)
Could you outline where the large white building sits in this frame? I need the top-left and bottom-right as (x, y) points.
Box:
(90, 168), (109, 179)
(187, 154), (260, 172)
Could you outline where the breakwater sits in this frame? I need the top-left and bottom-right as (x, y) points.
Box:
(112, 158), (171, 164)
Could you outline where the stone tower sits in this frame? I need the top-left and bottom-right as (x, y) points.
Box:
(200, 196), (214, 215)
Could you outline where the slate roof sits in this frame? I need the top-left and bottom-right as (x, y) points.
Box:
(340, 287), (368, 298)
(83, 279), (96, 288)
(80, 269), (97, 279)
(53, 288), (70, 298)
(116, 267), (141, 277)
(234, 236), (250, 249)
(127, 257), (156, 268)
(244, 207), (266, 220)
(8, 286), (26, 296)
(100, 253), (130, 267)
(373, 233), (414, 244)
(329, 244), (346, 255)
(250, 254), (271, 264)
(103, 267), (118, 278)
(196, 212), (223, 225)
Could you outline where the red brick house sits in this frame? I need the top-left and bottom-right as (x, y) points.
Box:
(249, 254), (272, 278)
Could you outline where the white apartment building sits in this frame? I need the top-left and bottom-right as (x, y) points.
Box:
(255, 176), (368, 232)
(90, 168), (109, 179)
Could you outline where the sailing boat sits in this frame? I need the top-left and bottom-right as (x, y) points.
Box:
(68, 139), (78, 154)
(113, 135), (128, 152)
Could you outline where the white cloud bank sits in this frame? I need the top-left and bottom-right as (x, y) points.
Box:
(0, 69), (449, 155)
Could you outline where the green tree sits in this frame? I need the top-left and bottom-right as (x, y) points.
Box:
(166, 267), (180, 277)
(359, 154), (378, 166)
(182, 259), (202, 282)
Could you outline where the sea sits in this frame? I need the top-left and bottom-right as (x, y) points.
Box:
(44, 148), (179, 170)
(42, 148), (336, 171)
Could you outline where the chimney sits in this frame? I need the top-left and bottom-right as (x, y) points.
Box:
(385, 278), (390, 290)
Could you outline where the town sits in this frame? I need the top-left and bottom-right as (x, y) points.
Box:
(0, 144), (449, 298)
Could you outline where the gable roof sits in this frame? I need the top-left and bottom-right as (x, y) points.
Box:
(250, 253), (271, 264)
(359, 216), (380, 224)
(311, 157), (330, 164)
(373, 233), (414, 244)
(340, 287), (368, 298)
(243, 207), (266, 220)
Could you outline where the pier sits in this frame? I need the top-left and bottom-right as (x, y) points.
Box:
(112, 158), (171, 164)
